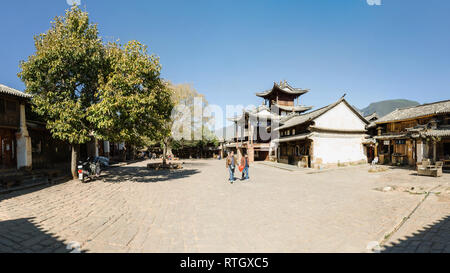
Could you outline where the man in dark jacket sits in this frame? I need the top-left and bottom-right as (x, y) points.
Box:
(226, 151), (237, 183)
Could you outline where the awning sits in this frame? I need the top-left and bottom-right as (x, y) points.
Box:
(374, 134), (407, 140)
(419, 129), (450, 138)
(273, 133), (312, 143)
(362, 138), (376, 144)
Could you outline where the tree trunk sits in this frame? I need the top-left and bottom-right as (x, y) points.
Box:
(94, 139), (99, 157)
(122, 146), (127, 162)
(71, 144), (78, 180)
(163, 142), (168, 166)
(131, 145), (136, 160)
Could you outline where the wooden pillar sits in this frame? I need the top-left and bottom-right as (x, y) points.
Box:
(433, 141), (437, 163)
(374, 142), (378, 158)
(388, 140), (392, 164)
(309, 140), (314, 168)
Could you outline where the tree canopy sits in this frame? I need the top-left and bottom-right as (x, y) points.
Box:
(19, 6), (174, 176)
(19, 6), (104, 144)
(87, 41), (173, 145)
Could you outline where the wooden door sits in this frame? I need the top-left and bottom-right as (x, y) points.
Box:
(0, 129), (15, 168)
(367, 146), (374, 163)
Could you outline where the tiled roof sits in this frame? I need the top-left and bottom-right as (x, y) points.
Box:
(0, 84), (32, 98)
(275, 100), (340, 131)
(421, 129), (450, 137)
(367, 122), (377, 129)
(362, 138), (376, 144)
(364, 112), (379, 122)
(275, 96), (367, 131)
(374, 134), (408, 140)
(228, 105), (279, 123)
(275, 133), (312, 143)
(410, 127), (450, 138)
(376, 100), (450, 124)
(256, 81), (309, 98)
(275, 104), (313, 113)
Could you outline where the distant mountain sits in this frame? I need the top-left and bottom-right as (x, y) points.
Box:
(359, 99), (420, 117)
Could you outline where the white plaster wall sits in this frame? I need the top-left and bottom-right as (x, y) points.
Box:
(314, 102), (366, 131)
(311, 133), (367, 164)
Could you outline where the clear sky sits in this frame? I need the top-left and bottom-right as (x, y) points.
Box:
(1, 0), (449, 114)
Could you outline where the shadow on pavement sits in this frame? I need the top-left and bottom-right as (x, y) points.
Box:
(0, 176), (73, 202)
(0, 218), (77, 253)
(102, 166), (201, 183)
(382, 214), (450, 253)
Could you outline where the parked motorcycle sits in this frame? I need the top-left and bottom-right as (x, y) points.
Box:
(77, 157), (102, 183)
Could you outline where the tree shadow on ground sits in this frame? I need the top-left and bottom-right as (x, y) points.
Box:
(0, 218), (79, 253)
(381, 214), (450, 253)
(0, 176), (73, 203)
(182, 161), (210, 167)
(101, 166), (201, 183)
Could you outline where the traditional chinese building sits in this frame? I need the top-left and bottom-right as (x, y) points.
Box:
(1, 84), (73, 171)
(373, 100), (450, 167)
(227, 81), (312, 162)
(0, 84), (33, 170)
(362, 112), (380, 163)
(273, 95), (369, 168)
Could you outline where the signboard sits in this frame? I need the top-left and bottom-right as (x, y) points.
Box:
(383, 141), (390, 145)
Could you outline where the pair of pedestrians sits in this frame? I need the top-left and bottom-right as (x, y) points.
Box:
(225, 151), (250, 183)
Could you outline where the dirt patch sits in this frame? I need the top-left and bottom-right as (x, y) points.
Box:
(369, 166), (389, 173)
(436, 187), (450, 202)
(437, 194), (450, 202)
(374, 185), (428, 194)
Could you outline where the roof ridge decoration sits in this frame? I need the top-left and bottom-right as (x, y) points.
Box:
(256, 81), (309, 98)
(0, 84), (33, 99)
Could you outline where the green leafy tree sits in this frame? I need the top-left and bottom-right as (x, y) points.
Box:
(87, 41), (173, 160)
(19, 6), (105, 178)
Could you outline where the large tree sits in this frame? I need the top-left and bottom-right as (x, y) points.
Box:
(87, 41), (173, 157)
(19, 6), (173, 178)
(158, 82), (217, 163)
(19, 6), (105, 179)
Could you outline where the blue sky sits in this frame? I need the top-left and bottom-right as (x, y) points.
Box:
(1, 0), (449, 115)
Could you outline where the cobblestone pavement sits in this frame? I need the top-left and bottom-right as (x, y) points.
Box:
(382, 185), (450, 253)
(0, 159), (449, 253)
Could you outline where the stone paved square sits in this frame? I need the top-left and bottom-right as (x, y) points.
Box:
(0, 159), (449, 253)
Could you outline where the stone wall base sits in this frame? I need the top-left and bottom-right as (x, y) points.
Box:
(311, 159), (367, 169)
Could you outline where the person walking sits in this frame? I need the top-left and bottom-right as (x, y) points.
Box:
(226, 151), (237, 183)
(241, 154), (250, 181)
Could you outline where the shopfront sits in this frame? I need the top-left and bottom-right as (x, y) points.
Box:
(0, 128), (16, 169)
